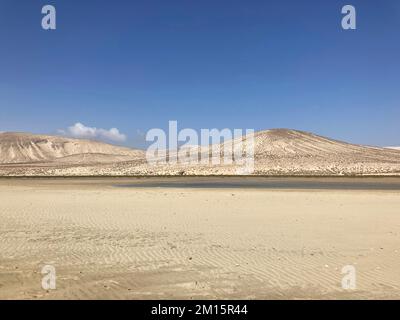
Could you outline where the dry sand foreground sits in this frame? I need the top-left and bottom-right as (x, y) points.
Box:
(1, 179), (400, 299)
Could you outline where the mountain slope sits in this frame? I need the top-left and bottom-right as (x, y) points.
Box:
(252, 129), (398, 158)
(0, 132), (144, 164)
(135, 129), (400, 175)
(248, 129), (400, 175)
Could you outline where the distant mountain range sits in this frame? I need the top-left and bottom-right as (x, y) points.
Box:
(1, 129), (400, 176)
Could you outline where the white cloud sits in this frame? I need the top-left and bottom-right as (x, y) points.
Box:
(59, 122), (127, 142)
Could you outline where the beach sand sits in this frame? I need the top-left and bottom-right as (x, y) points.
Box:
(0, 179), (400, 299)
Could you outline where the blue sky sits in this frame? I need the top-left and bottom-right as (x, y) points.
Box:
(0, 0), (399, 147)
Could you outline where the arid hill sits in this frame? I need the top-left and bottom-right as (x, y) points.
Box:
(1, 129), (400, 176)
(0, 132), (143, 164)
(249, 129), (400, 175)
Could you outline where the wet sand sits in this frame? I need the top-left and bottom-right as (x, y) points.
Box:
(1, 178), (400, 299)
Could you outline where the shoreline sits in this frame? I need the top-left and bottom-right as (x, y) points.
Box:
(1, 176), (400, 191)
(1, 174), (400, 179)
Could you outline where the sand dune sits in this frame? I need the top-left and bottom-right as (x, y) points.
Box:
(1, 129), (400, 176)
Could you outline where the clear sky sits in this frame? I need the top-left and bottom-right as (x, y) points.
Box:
(0, 0), (399, 147)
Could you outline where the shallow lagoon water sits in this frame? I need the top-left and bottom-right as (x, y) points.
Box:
(115, 177), (400, 190)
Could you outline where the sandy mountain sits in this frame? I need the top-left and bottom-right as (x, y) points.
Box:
(248, 129), (400, 175)
(134, 129), (400, 176)
(1, 129), (400, 176)
(0, 132), (144, 164)
(251, 129), (397, 157)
